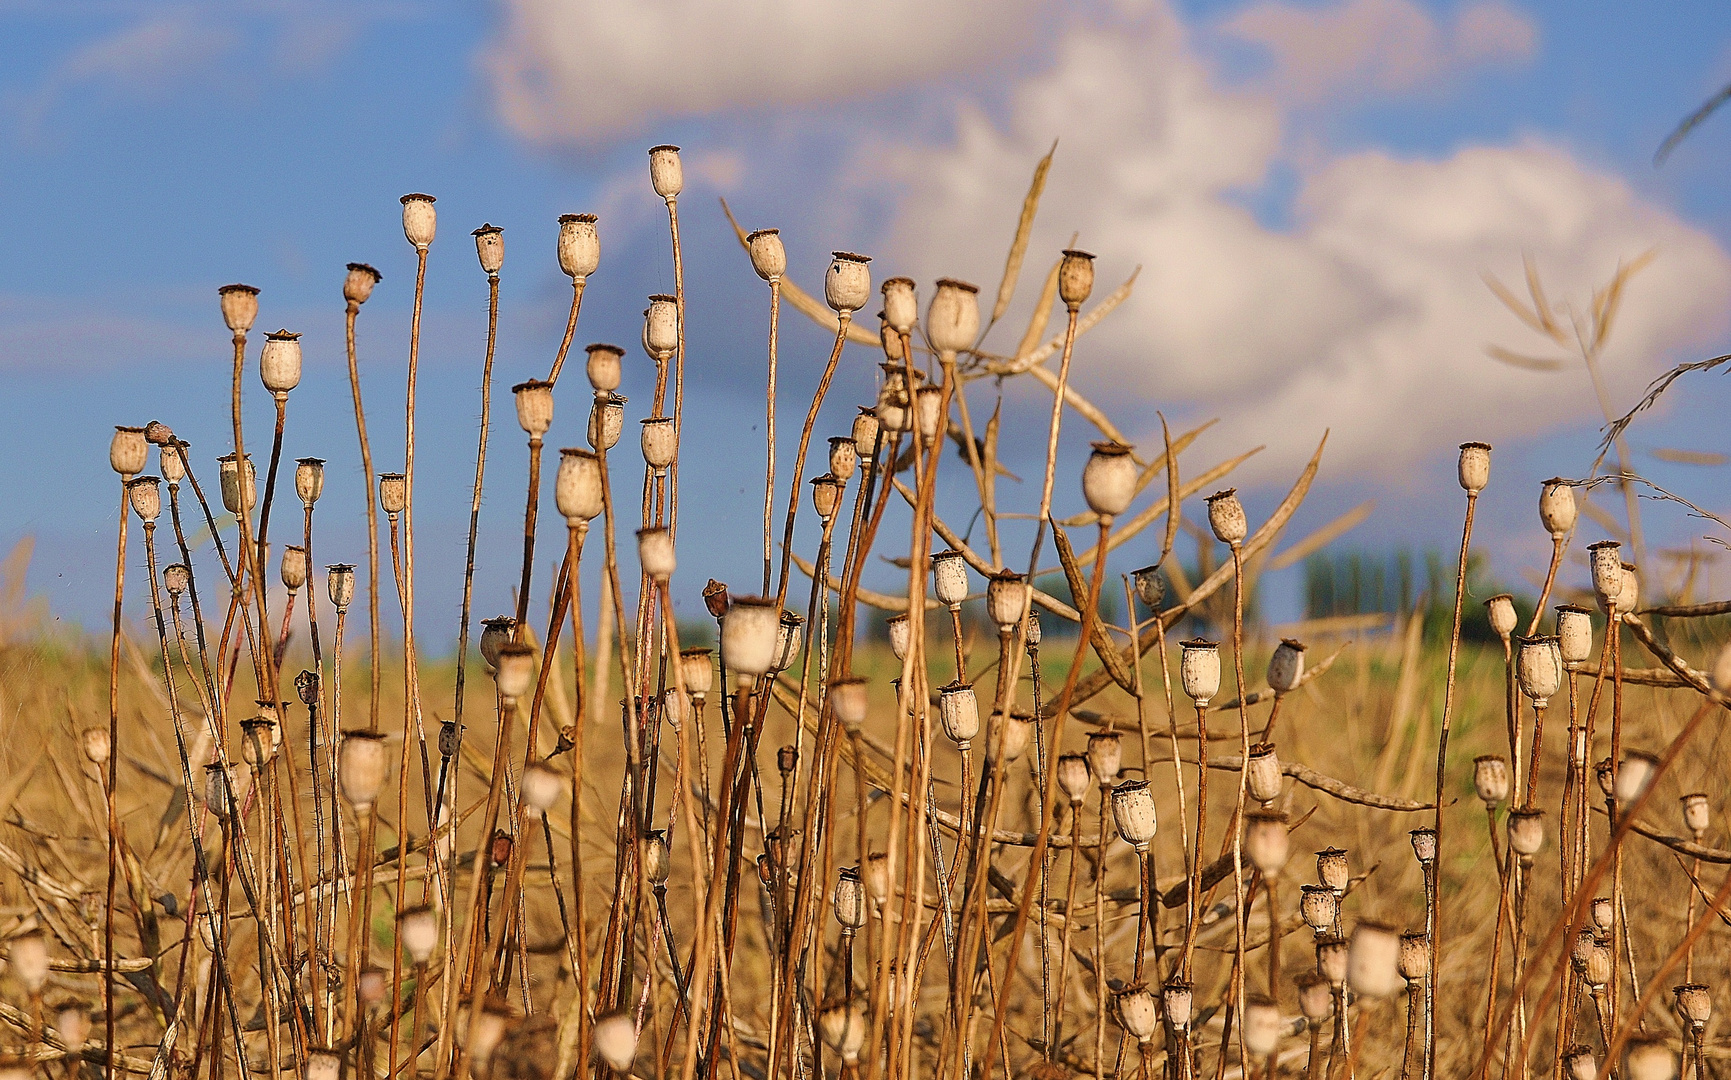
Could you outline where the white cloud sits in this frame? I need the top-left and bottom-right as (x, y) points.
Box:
(482, 0), (1046, 145)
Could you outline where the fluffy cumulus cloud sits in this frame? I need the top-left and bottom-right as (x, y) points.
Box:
(483, 0), (1046, 145)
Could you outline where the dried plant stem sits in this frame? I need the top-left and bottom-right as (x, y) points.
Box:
(773, 319), (849, 607)
(452, 268), (500, 807)
(104, 481), (125, 1080)
(344, 300), (383, 734)
(1228, 542), (1252, 1075)
(544, 278), (586, 386)
(764, 278), (780, 595)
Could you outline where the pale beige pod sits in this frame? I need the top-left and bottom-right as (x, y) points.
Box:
(1300, 884), (1337, 934)
(260, 329), (303, 397)
(825, 252), (872, 315)
(586, 343), (624, 396)
(810, 475), (842, 520)
(81, 727), (111, 766)
(1316, 847), (1350, 893)
(1087, 731), (1123, 787)
(520, 762), (563, 814)
(1583, 935), (1612, 987)
(827, 436), (858, 481)
(53, 1002), (91, 1055)
(1115, 984), (1159, 1043)
(10, 929), (49, 994)
(1244, 809), (1290, 874)
(1556, 605), (1593, 670)
(1624, 1037), (1678, 1080)
(1539, 477), (1577, 538)
(913, 385), (943, 442)
(1205, 488), (1248, 545)
(833, 866), (867, 932)
(589, 393), (627, 452)
(1507, 808), (1545, 857)
(1484, 593), (1517, 640)
(1081, 441), (1137, 518)
(642, 830), (671, 886)
(1059, 249), (1096, 311)
(636, 527), (676, 583)
(720, 596), (782, 681)
(1110, 779), (1157, 850)
(1561, 1046), (1597, 1080)
(647, 144), (683, 198)
(493, 642), (537, 704)
(338, 730), (390, 809)
(110, 425), (148, 477)
(1161, 981), (1194, 1032)
(1398, 930), (1430, 981)
(1346, 920), (1404, 999)
(850, 408), (880, 458)
(1409, 827), (1437, 865)
(513, 379), (555, 439)
(555, 448), (605, 525)
(1587, 540), (1624, 608)
(466, 998), (510, 1066)
(679, 648), (714, 701)
(1681, 792), (1710, 838)
(473, 223), (504, 275)
(1615, 750), (1660, 805)
(816, 1001), (867, 1065)
(327, 564), (356, 611)
(378, 472), (406, 515)
(164, 563), (191, 597)
(1457, 441), (1491, 494)
(396, 905), (439, 967)
(558, 214), (600, 280)
(770, 611), (804, 673)
(1179, 639), (1221, 706)
(862, 851), (891, 909)
(1714, 638), (1731, 693)
(343, 263), (381, 305)
(881, 276), (917, 333)
(1056, 754), (1092, 805)
(747, 228), (786, 281)
(280, 545), (309, 591)
(400, 193), (437, 250)
(985, 710), (1034, 764)
(640, 417), (677, 474)
(829, 677), (869, 734)
(1517, 635), (1563, 704)
(127, 476), (162, 523)
(160, 441), (187, 484)
(938, 682), (980, 747)
(296, 457), (325, 507)
(931, 549), (969, 608)
(1474, 754), (1509, 804)
(879, 315), (904, 362)
(1131, 563), (1165, 610)
(1241, 994), (1283, 1057)
(1295, 972), (1333, 1025)
(219, 454), (257, 513)
(927, 278), (981, 355)
(1595, 758), (1615, 799)
(1674, 983), (1712, 1028)
(885, 613), (911, 661)
(218, 283), (260, 334)
(1267, 639), (1305, 693)
(591, 1009), (638, 1072)
(1025, 611), (1042, 648)
(1619, 562), (1640, 613)
(985, 570), (1028, 631)
(1246, 742), (1282, 803)
(645, 294), (678, 357)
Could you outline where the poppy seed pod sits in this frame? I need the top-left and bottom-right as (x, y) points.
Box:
(1025, 611), (1043, 648)
(280, 546), (308, 591)
(880, 277), (917, 334)
(703, 580), (730, 618)
(1082, 441), (1137, 519)
(1317, 847), (1350, 893)
(1674, 983), (1712, 1027)
(218, 454), (257, 513)
(863, 851), (891, 908)
(817, 1001), (868, 1064)
(259, 329), (302, 397)
(160, 442), (186, 484)
(886, 613), (911, 661)
(143, 420), (174, 446)
(1588, 540), (1623, 607)
(811, 474), (842, 520)
(466, 998), (510, 1063)
(1057, 754), (1092, 805)
(1410, 827), (1438, 865)
(1457, 441), (1491, 494)
(1507, 808), (1545, 856)
(720, 597), (781, 680)
(1115, 984), (1159, 1042)
(938, 682), (980, 747)
(879, 315), (904, 362)
(377, 472), (406, 516)
(986, 710), (1034, 764)
(1206, 489), (1248, 545)
(592, 1010), (638, 1072)
(770, 611), (804, 673)
(438, 721), (462, 758)
(1562, 1047), (1598, 1080)
(828, 436), (858, 482)
(834, 866), (867, 932)
(588, 393), (627, 452)
(642, 830), (671, 886)
(1596, 759), (1615, 798)
(1242, 995), (1284, 1057)
(513, 380), (554, 439)
(1484, 594), (1517, 641)
(586, 343), (624, 396)
(1300, 884), (1338, 934)
(218, 283), (260, 334)
(1556, 605), (1593, 669)
(557, 214), (600, 281)
(932, 549), (969, 608)
(1296, 972), (1333, 1024)
(81, 726), (111, 766)
(1244, 809), (1290, 875)
(641, 417), (677, 474)
(1517, 636), (1563, 704)
(636, 527), (675, 583)
(472, 223), (504, 275)
(1268, 639), (1306, 693)
(400, 193), (436, 250)
(343, 263), (381, 305)
(327, 564), (356, 611)
(295, 457), (325, 507)
(985, 571), (1028, 631)
(494, 642), (536, 702)
(1131, 563), (1165, 610)
(679, 648), (713, 700)
(203, 761), (235, 818)
(1161, 982), (1194, 1032)
(1087, 731), (1123, 787)
(555, 449), (605, 525)
(927, 278), (981, 355)
(127, 476), (162, 523)
(851, 408), (881, 459)
(1716, 639), (1731, 692)
(1180, 639), (1221, 706)
(240, 717), (277, 767)
(825, 252), (872, 315)
(110, 426), (148, 477)
(1246, 742), (1282, 804)
(520, 762), (562, 814)
(164, 562), (190, 597)
(1398, 931), (1430, 981)
(1619, 562), (1641, 613)
(747, 228), (786, 281)
(397, 904), (439, 965)
(645, 295), (678, 357)
(1681, 793), (1710, 838)
(338, 731), (389, 809)
(1616, 750), (1661, 805)
(646, 144), (684, 198)
(830, 677), (869, 734)
(1624, 1038), (1678, 1080)
(53, 1002), (91, 1054)
(1347, 921), (1404, 999)
(10, 930), (50, 994)
(1539, 478), (1577, 538)
(1059, 249), (1096, 310)
(1591, 896), (1615, 933)
(1474, 755), (1510, 805)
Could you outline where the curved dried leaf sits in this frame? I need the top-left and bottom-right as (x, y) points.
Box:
(993, 141), (1056, 326)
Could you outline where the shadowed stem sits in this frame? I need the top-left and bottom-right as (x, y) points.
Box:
(764, 277), (780, 595)
(104, 480), (126, 1080)
(1228, 542), (1251, 1074)
(344, 301), (382, 733)
(773, 318), (849, 607)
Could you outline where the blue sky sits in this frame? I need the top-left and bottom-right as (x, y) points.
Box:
(3, 0), (1729, 638)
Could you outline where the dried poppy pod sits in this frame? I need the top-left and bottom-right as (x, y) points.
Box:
(886, 613), (911, 661)
(280, 546), (308, 591)
(827, 436), (858, 481)
(927, 278), (981, 356)
(985, 571), (1028, 631)
(1595, 758), (1615, 799)
(343, 263), (381, 305)
(1618, 562), (1641, 613)
(295, 457), (325, 507)
(218, 283), (260, 334)
(1206, 488), (1248, 545)
(817, 1000), (867, 1064)
(259, 329), (303, 399)
(1059, 249), (1096, 311)
(1516, 635), (1563, 704)
(438, 721), (462, 758)
(833, 866), (867, 932)
(679, 648), (714, 702)
(825, 252), (872, 315)
(585, 343), (624, 397)
(1409, 827), (1437, 865)
(110, 425), (149, 477)
(1398, 930), (1430, 981)
(1300, 885), (1338, 934)
(512, 380), (554, 440)
(1081, 441), (1137, 519)
(1457, 441), (1491, 494)
(701, 579), (730, 620)
(327, 564), (356, 612)
(1624, 1037), (1678, 1080)
(912, 385), (944, 442)
(1179, 639), (1221, 706)
(1087, 731), (1123, 787)
(1161, 981), (1194, 1033)
(1581, 934), (1613, 987)
(339, 730), (390, 809)
(1246, 743), (1282, 804)
(10, 930), (49, 994)
(645, 143), (684, 198)
(644, 294), (678, 359)
(1588, 540), (1624, 608)
(1346, 920), (1403, 999)
(1561, 1046), (1597, 1080)
(931, 549), (969, 608)
(470, 223), (504, 276)
(1484, 593), (1517, 641)
(880, 277), (917, 333)
(467, 997), (511, 1065)
(1295, 971), (1333, 1025)
(218, 454), (257, 514)
(1115, 984), (1159, 1043)
(127, 476), (162, 523)
(520, 762), (562, 814)
(1506, 808), (1545, 857)
(395, 904), (439, 966)
(592, 1009), (638, 1072)
(745, 228), (786, 281)
(589, 393), (627, 451)
(1259, 641), (1305, 696)
(203, 762), (236, 818)
(1681, 793), (1710, 838)
(811, 474), (842, 520)
(81, 727), (111, 766)
(494, 642), (537, 703)
(558, 214), (600, 281)
(830, 677), (869, 734)
(373, 472), (406, 518)
(851, 409), (881, 460)
(1674, 983), (1712, 1029)
(1716, 639), (1731, 692)
(1131, 563), (1165, 610)
(52, 1002), (91, 1054)
(1616, 750), (1660, 804)
(770, 611), (804, 673)
(1473, 755), (1509, 805)
(642, 830), (671, 887)
(721, 596), (781, 682)
(860, 851), (891, 908)
(555, 449), (605, 525)
(1241, 994), (1283, 1057)
(875, 365), (911, 433)
(164, 563), (191, 597)
(144, 419), (175, 446)
(986, 710), (1034, 764)
(160, 441), (187, 484)
(639, 417), (677, 476)
(1556, 605), (1593, 670)
(1244, 809), (1290, 875)
(400, 193), (437, 250)
(938, 682), (980, 748)
(1316, 847), (1350, 893)
(1056, 754), (1092, 805)
(1025, 611), (1043, 648)
(636, 527), (675, 583)
(1539, 477), (1576, 537)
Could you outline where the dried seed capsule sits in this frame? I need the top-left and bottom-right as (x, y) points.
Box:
(1206, 488), (1247, 545)
(1180, 639), (1221, 706)
(1615, 751), (1660, 805)
(1056, 754), (1092, 805)
(985, 570), (1028, 631)
(397, 905), (439, 965)
(327, 565), (356, 611)
(378, 472), (406, 516)
(1110, 780), (1158, 850)
(1517, 636), (1563, 704)
(1556, 605), (1593, 670)
(218, 283), (260, 334)
(931, 549), (969, 608)
(1246, 743), (1282, 804)
(881, 277), (917, 333)
(1457, 441), (1491, 494)
(296, 457), (325, 507)
(558, 214), (600, 281)
(127, 476), (162, 523)
(828, 436), (858, 482)
(1059, 249), (1096, 311)
(679, 648), (714, 701)
(886, 613), (911, 661)
(1539, 477), (1576, 537)
(1267, 639), (1305, 693)
(1680, 793), (1710, 838)
(473, 223), (504, 275)
(111, 425), (148, 477)
(1087, 731), (1123, 787)
(1588, 540), (1624, 608)
(825, 252), (872, 315)
(927, 278), (981, 355)
(1082, 441), (1137, 519)
(1244, 809), (1290, 874)
(938, 682), (980, 747)
(592, 1009), (638, 1072)
(1131, 563), (1164, 610)
(1507, 808), (1545, 856)
(1474, 755), (1510, 804)
(1115, 984), (1158, 1042)
(720, 597), (781, 681)
(259, 329), (302, 398)
(1484, 593), (1517, 640)
(556, 449), (605, 524)
(1398, 931), (1430, 981)
(1300, 884), (1338, 934)
(586, 343), (624, 396)
(830, 677), (869, 734)
(338, 731), (390, 809)
(1161, 981), (1194, 1032)
(343, 264), (380, 305)
(400, 193), (437, 250)
(494, 643), (536, 703)
(280, 546), (308, 591)
(1241, 994), (1283, 1057)
(770, 611), (804, 673)
(1409, 827), (1437, 865)
(636, 527), (675, 583)
(1346, 920), (1403, 999)
(833, 866), (867, 931)
(513, 379), (555, 439)
(1316, 847), (1350, 893)
(747, 228), (786, 281)
(520, 763), (562, 814)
